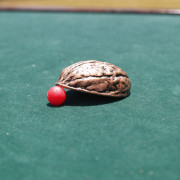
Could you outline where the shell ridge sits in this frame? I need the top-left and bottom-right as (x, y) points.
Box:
(62, 60), (97, 80)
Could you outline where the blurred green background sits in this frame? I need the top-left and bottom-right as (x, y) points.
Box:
(0, 0), (180, 9)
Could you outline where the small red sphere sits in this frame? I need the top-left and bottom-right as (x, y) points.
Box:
(47, 86), (66, 106)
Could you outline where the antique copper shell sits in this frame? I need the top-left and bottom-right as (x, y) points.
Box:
(56, 60), (131, 98)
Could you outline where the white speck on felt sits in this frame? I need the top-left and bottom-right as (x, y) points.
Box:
(173, 86), (180, 95)
(32, 64), (36, 67)
(148, 170), (154, 175)
(113, 170), (119, 174)
(27, 84), (29, 86)
(139, 169), (144, 174)
(43, 71), (49, 74)
(6, 132), (9, 136)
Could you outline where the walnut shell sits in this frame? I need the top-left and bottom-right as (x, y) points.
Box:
(56, 60), (131, 98)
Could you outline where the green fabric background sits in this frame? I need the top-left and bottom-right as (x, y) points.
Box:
(0, 12), (180, 180)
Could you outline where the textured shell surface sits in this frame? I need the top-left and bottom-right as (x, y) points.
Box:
(56, 60), (131, 97)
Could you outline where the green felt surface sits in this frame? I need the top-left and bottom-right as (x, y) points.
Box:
(0, 12), (180, 180)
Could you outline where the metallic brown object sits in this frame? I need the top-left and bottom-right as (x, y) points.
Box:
(56, 60), (131, 98)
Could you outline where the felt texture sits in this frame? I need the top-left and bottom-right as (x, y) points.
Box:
(0, 12), (180, 180)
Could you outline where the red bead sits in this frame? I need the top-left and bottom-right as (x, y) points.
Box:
(47, 86), (66, 106)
